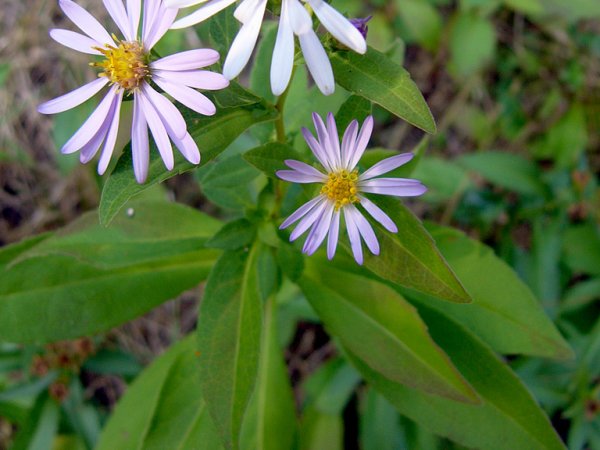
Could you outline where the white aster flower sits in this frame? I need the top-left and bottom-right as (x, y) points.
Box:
(166, 0), (367, 96)
(276, 113), (427, 265)
(38, 0), (230, 183)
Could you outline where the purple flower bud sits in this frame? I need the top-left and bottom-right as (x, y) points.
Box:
(350, 16), (372, 40)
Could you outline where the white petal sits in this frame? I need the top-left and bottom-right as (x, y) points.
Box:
(234, 0), (261, 23)
(141, 83), (187, 139)
(360, 180), (428, 197)
(58, 0), (114, 45)
(144, 5), (178, 49)
(347, 115), (373, 170)
(132, 96), (150, 183)
(38, 77), (108, 115)
(348, 205), (379, 255)
(290, 197), (328, 241)
(302, 127), (333, 172)
(298, 30), (335, 96)
(284, 159), (327, 179)
(326, 112), (342, 169)
(138, 91), (174, 170)
(307, 0), (367, 54)
(270, 0), (295, 96)
(343, 206), (363, 265)
(312, 112), (338, 169)
(49, 29), (102, 54)
(170, 0), (238, 29)
(79, 105), (114, 163)
(61, 86), (119, 154)
(327, 210), (340, 259)
(98, 90), (124, 175)
(341, 119), (358, 169)
(142, 0), (160, 42)
(127, 0), (141, 38)
(172, 133), (201, 164)
(103, 0), (132, 40)
(303, 202), (335, 255)
(360, 153), (414, 181)
(222, 2), (266, 80)
(280, 195), (324, 229)
(276, 170), (325, 183)
(165, 0), (207, 7)
(152, 69), (229, 90)
(288, 0), (313, 35)
(358, 196), (398, 233)
(151, 49), (220, 71)
(154, 76), (216, 116)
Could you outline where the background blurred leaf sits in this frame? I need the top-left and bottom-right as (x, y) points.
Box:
(449, 13), (496, 77)
(394, 0), (443, 51)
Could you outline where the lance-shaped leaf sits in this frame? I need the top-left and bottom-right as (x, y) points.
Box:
(197, 245), (271, 449)
(345, 304), (566, 450)
(243, 142), (305, 179)
(402, 224), (573, 360)
(99, 85), (278, 226)
(331, 47), (436, 134)
(0, 203), (219, 343)
(241, 296), (297, 450)
(96, 336), (223, 450)
(299, 260), (478, 403)
(346, 197), (470, 303)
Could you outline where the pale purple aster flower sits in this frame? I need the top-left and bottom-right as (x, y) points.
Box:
(276, 113), (427, 265)
(165, 0), (367, 96)
(38, 0), (230, 183)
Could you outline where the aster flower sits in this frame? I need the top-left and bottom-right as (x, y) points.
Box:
(166, 0), (367, 96)
(38, 0), (229, 183)
(276, 113), (427, 265)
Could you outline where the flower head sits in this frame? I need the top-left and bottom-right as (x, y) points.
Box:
(276, 113), (427, 265)
(38, 0), (229, 183)
(166, 0), (367, 96)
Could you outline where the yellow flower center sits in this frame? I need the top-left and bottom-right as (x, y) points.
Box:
(92, 38), (149, 91)
(321, 169), (360, 210)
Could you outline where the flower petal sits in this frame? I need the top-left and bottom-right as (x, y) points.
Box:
(360, 180), (428, 197)
(152, 69), (229, 90)
(49, 29), (102, 54)
(38, 77), (108, 115)
(298, 30), (335, 95)
(290, 197), (328, 241)
(270, 0), (295, 96)
(343, 206), (363, 265)
(138, 90), (174, 170)
(142, 0), (160, 42)
(154, 76), (216, 116)
(302, 127), (333, 172)
(172, 133), (201, 165)
(170, 0), (237, 29)
(307, 0), (367, 54)
(341, 119), (358, 169)
(165, 0), (206, 7)
(360, 153), (414, 181)
(98, 90), (125, 175)
(79, 103), (115, 164)
(284, 159), (327, 179)
(348, 204), (379, 255)
(127, 0), (141, 39)
(144, 4), (178, 49)
(327, 210), (341, 259)
(141, 83), (187, 139)
(288, 0), (312, 34)
(303, 202), (335, 255)
(103, 0), (132, 40)
(61, 86), (118, 154)
(276, 170), (325, 184)
(58, 0), (114, 45)
(358, 196), (398, 233)
(132, 96), (150, 183)
(222, 1), (266, 80)
(312, 112), (338, 169)
(326, 112), (342, 169)
(280, 195), (325, 229)
(151, 49), (220, 71)
(346, 115), (373, 170)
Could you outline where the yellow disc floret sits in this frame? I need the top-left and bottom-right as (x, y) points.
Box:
(321, 169), (360, 210)
(92, 37), (149, 91)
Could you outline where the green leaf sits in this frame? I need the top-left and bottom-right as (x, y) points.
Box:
(358, 137), (427, 180)
(0, 227), (219, 343)
(11, 394), (59, 450)
(243, 142), (304, 179)
(206, 219), (257, 250)
(359, 389), (405, 450)
(197, 245), (270, 449)
(240, 296), (297, 450)
(563, 223), (600, 276)
(345, 304), (567, 450)
(334, 95), (372, 137)
(209, 8), (239, 56)
(330, 47), (436, 134)
(13, 200), (221, 269)
(411, 157), (471, 203)
(449, 13), (496, 77)
(394, 0), (443, 50)
(458, 150), (547, 197)
(99, 87), (278, 226)
(350, 198), (471, 303)
(201, 155), (264, 210)
(300, 260), (478, 403)
(404, 224), (573, 360)
(96, 336), (223, 450)
(299, 408), (343, 450)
